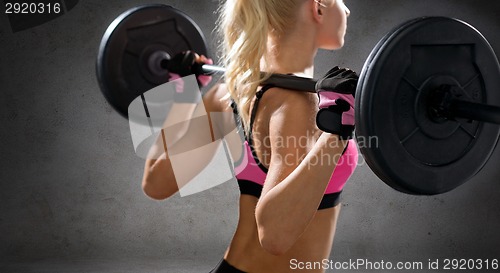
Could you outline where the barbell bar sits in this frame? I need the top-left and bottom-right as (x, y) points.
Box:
(163, 55), (500, 127)
(96, 4), (500, 195)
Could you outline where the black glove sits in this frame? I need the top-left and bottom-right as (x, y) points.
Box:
(315, 66), (359, 139)
(316, 66), (358, 96)
(166, 51), (213, 87)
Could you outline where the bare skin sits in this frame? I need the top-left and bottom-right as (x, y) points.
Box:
(142, 0), (352, 272)
(212, 84), (343, 273)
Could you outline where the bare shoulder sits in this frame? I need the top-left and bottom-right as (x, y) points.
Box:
(264, 87), (319, 132)
(202, 83), (232, 112)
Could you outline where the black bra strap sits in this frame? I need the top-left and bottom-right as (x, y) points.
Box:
(248, 85), (274, 142)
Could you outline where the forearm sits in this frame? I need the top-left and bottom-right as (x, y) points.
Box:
(255, 132), (347, 254)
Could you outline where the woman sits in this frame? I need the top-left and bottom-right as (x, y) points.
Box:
(142, 0), (358, 272)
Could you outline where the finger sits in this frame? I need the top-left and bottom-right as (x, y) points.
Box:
(196, 55), (213, 65)
(327, 68), (347, 78)
(325, 66), (340, 75)
(341, 69), (358, 79)
(340, 69), (354, 77)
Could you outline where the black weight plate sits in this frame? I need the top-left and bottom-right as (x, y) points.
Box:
(96, 4), (208, 118)
(356, 17), (500, 195)
(355, 18), (426, 190)
(355, 17), (424, 105)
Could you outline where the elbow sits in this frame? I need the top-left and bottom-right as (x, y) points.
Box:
(141, 178), (174, 201)
(141, 157), (178, 200)
(257, 227), (292, 256)
(256, 209), (293, 256)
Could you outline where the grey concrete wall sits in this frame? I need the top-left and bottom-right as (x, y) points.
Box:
(0, 0), (499, 272)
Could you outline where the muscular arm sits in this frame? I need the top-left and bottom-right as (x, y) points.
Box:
(141, 84), (240, 200)
(141, 102), (200, 200)
(255, 89), (347, 255)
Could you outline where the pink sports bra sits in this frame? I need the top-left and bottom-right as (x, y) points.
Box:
(232, 85), (358, 210)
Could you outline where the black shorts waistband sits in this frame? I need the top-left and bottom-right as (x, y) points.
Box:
(209, 259), (246, 273)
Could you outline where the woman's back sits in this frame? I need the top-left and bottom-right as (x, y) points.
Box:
(204, 83), (349, 272)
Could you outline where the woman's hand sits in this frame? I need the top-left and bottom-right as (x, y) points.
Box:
(166, 51), (213, 87)
(315, 66), (358, 139)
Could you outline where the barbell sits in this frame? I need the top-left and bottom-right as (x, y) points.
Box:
(96, 4), (500, 196)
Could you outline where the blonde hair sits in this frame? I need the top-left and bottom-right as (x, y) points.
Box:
(217, 0), (304, 133)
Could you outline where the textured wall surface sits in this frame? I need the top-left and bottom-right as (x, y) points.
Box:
(1, 0), (499, 272)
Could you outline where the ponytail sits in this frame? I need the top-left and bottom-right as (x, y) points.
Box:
(217, 0), (302, 134)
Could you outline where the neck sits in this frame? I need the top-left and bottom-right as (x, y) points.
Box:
(263, 26), (318, 78)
